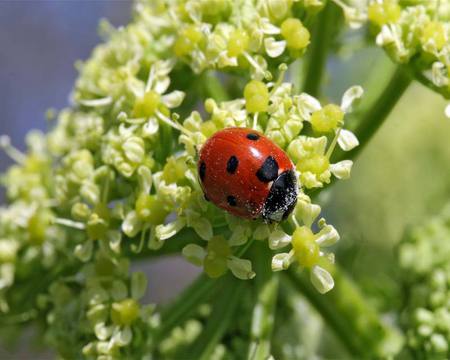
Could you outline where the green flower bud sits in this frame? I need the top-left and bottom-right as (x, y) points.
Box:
(310, 104), (344, 133)
(227, 29), (249, 57)
(281, 18), (310, 50)
(368, 0), (401, 27)
(133, 91), (161, 118)
(111, 298), (140, 326)
(292, 226), (319, 268)
(244, 80), (269, 113)
(135, 193), (168, 225)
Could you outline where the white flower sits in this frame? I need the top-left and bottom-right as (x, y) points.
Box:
(310, 265), (334, 294)
(330, 160), (353, 180)
(337, 129), (359, 151)
(227, 256), (255, 280)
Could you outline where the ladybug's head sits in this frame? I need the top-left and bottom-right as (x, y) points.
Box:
(261, 170), (298, 223)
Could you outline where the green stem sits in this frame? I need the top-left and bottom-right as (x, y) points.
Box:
(302, 2), (341, 97)
(247, 243), (279, 360)
(154, 273), (217, 342)
(203, 71), (230, 102)
(186, 275), (245, 360)
(333, 65), (412, 163)
(284, 266), (404, 358)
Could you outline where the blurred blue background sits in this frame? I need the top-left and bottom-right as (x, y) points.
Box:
(0, 2), (131, 200)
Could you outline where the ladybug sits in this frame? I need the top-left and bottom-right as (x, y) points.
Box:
(198, 127), (297, 222)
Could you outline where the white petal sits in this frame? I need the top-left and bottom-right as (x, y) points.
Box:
(192, 217), (213, 240)
(227, 256), (255, 280)
(268, 229), (292, 250)
(229, 225), (249, 246)
(340, 86), (364, 113)
(131, 272), (147, 300)
(122, 211), (142, 238)
(260, 18), (280, 35)
(161, 90), (185, 108)
(154, 76), (171, 94)
(74, 240), (93, 262)
(253, 224), (270, 240)
(297, 93), (321, 120)
(112, 326), (132, 347)
(330, 160), (353, 180)
(310, 266), (334, 294)
(445, 104), (450, 119)
(264, 37), (286, 58)
(182, 244), (206, 266)
(94, 322), (112, 341)
(108, 230), (122, 254)
(155, 218), (186, 240)
(143, 117), (159, 137)
(271, 251), (294, 271)
(337, 129), (359, 151)
(137, 166), (152, 194)
(315, 224), (340, 247)
(296, 195), (321, 227)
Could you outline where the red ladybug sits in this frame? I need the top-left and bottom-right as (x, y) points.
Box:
(198, 127), (297, 222)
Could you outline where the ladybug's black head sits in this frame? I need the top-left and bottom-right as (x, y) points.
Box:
(261, 170), (297, 223)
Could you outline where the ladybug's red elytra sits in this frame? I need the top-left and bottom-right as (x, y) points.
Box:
(198, 127), (298, 222)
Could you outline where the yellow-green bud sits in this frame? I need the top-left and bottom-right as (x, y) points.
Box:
(28, 211), (49, 245)
(227, 29), (249, 57)
(421, 21), (447, 50)
(281, 18), (310, 50)
(368, 1), (401, 27)
(111, 298), (140, 326)
(174, 26), (204, 57)
(207, 235), (231, 258)
(204, 256), (228, 278)
(244, 80), (269, 113)
(297, 154), (329, 175)
(162, 157), (189, 184)
(133, 91), (161, 118)
(310, 104), (344, 133)
(200, 120), (218, 138)
(292, 226), (319, 268)
(135, 194), (168, 225)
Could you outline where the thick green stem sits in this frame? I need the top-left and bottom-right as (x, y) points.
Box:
(202, 71), (230, 102)
(186, 275), (245, 360)
(333, 66), (412, 163)
(247, 243), (279, 360)
(302, 2), (341, 97)
(285, 266), (404, 358)
(154, 273), (217, 342)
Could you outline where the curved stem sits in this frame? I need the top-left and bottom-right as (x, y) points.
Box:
(247, 243), (279, 360)
(333, 65), (412, 163)
(154, 273), (217, 343)
(284, 266), (404, 358)
(302, 2), (341, 97)
(186, 275), (245, 360)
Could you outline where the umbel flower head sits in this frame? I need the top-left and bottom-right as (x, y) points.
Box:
(0, 0), (369, 357)
(398, 204), (450, 358)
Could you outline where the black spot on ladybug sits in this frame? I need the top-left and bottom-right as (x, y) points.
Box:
(204, 193), (210, 202)
(246, 133), (260, 141)
(199, 161), (206, 182)
(262, 170), (297, 223)
(226, 155), (239, 174)
(256, 156), (279, 183)
(227, 195), (237, 207)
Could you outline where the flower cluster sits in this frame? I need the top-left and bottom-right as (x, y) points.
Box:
(368, 0), (450, 99)
(40, 257), (157, 359)
(398, 204), (450, 358)
(0, 0), (364, 357)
